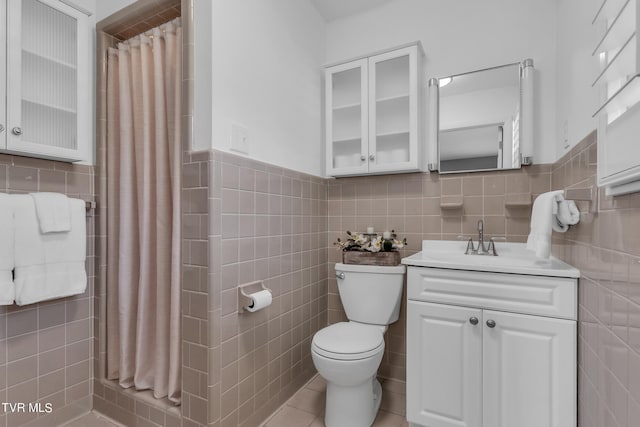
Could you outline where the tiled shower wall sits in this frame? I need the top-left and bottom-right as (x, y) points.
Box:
(551, 131), (640, 427)
(326, 166), (552, 388)
(208, 150), (328, 427)
(0, 155), (95, 427)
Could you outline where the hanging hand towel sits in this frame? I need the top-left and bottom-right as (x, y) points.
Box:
(526, 190), (565, 259)
(29, 192), (72, 233)
(557, 199), (580, 226)
(0, 194), (15, 305)
(13, 195), (87, 305)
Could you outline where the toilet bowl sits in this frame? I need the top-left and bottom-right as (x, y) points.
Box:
(312, 322), (385, 427)
(312, 263), (406, 427)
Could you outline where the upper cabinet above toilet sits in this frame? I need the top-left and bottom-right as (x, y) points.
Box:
(325, 42), (425, 177)
(0, 0), (92, 163)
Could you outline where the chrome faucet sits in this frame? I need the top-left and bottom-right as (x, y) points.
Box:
(477, 219), (487, 253)
(464, 220), (498, 256)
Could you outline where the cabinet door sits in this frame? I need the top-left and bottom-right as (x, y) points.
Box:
(0, 1), (6, 149)
(6, 0), (89, 161)
(407, 301), (483, 427)
(325, 59), (369, 176)
(368, 45), (420, 173)
(483, 310), (576, 427)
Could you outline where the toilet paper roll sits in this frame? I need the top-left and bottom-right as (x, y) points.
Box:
(244, 289), (272, 312)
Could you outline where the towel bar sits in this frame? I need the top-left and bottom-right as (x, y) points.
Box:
(565, 186), (597, 213)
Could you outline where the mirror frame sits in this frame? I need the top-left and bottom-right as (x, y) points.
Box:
(427, 58), (534, 174)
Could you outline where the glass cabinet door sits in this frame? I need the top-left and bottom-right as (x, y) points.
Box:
(325, 59), (369, 176)
(368, 45), (419, 173)
(6, 0), (88, 161)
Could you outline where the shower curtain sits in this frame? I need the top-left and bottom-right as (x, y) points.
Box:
(105, 18), (182, 404)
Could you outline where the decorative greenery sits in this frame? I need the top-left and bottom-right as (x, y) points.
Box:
(334, 230), (407, 253)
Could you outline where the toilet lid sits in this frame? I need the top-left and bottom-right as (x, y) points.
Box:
(312, 323), (384, 360)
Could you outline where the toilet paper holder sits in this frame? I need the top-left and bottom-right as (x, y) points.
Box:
(238, 280), (272, 313)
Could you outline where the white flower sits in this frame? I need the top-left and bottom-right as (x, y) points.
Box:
(368, 236), (383, 252)
(392, 239), (404, 249)
(336, 240), (349, 249)
(353, 232), (368, 245)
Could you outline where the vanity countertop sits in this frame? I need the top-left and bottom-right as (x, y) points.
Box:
(401, 240), (580, 278)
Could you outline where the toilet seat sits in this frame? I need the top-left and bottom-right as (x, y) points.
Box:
(312, 322), (384, 361)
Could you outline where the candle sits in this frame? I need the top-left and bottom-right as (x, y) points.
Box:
(383, 231), (392, 239)
(366, 227), (374, 234)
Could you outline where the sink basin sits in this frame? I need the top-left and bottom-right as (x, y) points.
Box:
(401, 240), (579, 278)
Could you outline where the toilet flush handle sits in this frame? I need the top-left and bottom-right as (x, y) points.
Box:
(336, 272), (345, 280)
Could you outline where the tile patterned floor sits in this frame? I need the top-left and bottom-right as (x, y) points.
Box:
(62, 412), (124, 427)
(262, 375), (409, 427)
(61, 375), (406, 426)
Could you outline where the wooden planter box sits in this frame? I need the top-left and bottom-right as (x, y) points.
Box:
(342, 251), (401, 266)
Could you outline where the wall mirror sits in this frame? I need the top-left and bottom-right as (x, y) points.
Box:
(434, 59), (533, 174)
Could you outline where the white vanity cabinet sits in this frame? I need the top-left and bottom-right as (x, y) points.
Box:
(406, 266), (577, 427)
(0, 0), (91, 162)
(325, 43), (424, 176)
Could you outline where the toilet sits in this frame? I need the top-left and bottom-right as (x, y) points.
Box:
(311, 262), (406, 427)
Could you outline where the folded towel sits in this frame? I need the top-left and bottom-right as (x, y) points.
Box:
(13, 195), (86, 305)
(0, 194), (15, 305)
(526, 190), (565, 258)
(29, 192), (71, 233)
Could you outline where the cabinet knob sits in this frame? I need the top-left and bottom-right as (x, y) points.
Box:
(486, 319), (496, 328)
(369, 154), (375, 161)
(360, 155), (366, 161)
(12, 127), (23, 136)
(469, 317), (479, 325)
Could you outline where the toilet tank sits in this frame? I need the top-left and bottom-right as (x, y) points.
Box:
(335, 263), (406, 325)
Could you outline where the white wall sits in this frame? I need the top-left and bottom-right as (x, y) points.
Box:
(325, 0), (559, 165)
(555, 0), (598, 156)
(192, 0), (212, 152)
(96, 0), (136, 22)
(209, 0), (326, 176)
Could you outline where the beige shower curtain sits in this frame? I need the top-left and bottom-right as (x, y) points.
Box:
(106, 18), (182, 404)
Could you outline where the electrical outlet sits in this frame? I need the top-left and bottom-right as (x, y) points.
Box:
(230, 123), (249, 154)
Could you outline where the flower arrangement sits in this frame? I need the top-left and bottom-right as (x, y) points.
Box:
(334, 230), (407, 253)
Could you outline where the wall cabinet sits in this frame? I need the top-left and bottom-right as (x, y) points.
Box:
(0, 0), (91, 162)
(592, 0), (640, 195)
(406, 267), (577, 427)
(325, 43), (424, 177)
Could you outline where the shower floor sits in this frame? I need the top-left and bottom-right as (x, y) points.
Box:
(262, 375), (408, 427)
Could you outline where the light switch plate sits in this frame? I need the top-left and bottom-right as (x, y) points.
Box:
(230, 123), (249, 154)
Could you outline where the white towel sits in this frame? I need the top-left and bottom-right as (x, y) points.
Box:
(29, 192), (72, 233)
(0, 194), (15, 305)
(526, 190), (565, 258)
(13, 195), (86, 305)
(557, 199), (580, 227)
